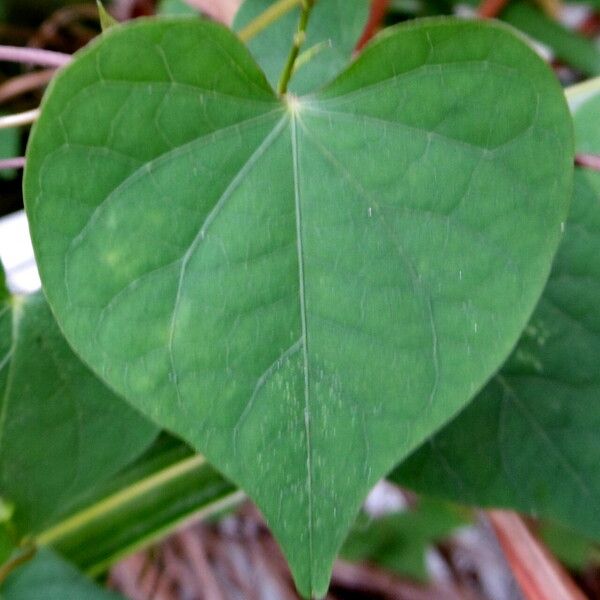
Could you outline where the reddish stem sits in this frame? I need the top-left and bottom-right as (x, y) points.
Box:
(488, 510), (586, 600)
(356, 0), (390, 51)
(0, 45), (71, 68)
(578, 13), (600, 37)
(576, 153), (600, 171)
(0, 157), (25, 170)
(477, 0), (509, 18)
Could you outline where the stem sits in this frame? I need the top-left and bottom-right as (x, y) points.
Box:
(238, 0), (301, 42)
(277, 0), (315, 96)
(478, 0), (509, 18)
(0, 70), (55, 105)
(487, 510), (586, 600)
(36, 455), (207, 546)
(0, 109), (40, 130)
(0, 45), (71, 68)
(575, 153), (600, 171)
(0, 157), (25, 170)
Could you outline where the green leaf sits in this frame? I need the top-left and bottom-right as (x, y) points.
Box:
(0, 549), (124, 599)
(0, 263), (8, 303)
(503, 2), (600, 77)
(341, 499), (469, 582)
(0, 292), (158, 536)
(574, 94), (600, 152)
(234, 0), (370, 94)
(24, 18), (573, 597)
(157, 0), (198, 16)
(539, 520), (600, 570)
(393, 93), (600, 544)
(0, 526), (15, 568)
(0, 126), (20, 182)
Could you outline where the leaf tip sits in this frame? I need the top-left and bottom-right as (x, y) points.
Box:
(96, 1), (118, 32)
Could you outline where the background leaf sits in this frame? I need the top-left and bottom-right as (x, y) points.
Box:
(0, 292), (158, 536)
(0, 548), (124, 599)
(233, 0), (370, 94)
(341, 499), (469, 582)
(503, 2), (600, 77)
(0, 263), (8, 303)
(539, 520), (600, 571)
(24, 18), (573, 597)
(157, 0), (199, 17)
(0, 126), (19, 182)
(393, 91), (600, 542)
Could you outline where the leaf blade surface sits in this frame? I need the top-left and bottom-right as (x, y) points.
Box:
(24, 18), (573, 596)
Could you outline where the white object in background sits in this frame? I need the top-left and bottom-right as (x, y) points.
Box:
(0, 210), (41, 294)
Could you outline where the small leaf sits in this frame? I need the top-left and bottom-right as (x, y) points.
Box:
(24, 18), (572, 596)
(393, 92), (600, 544)
(0, 548), (124, 599)
(234, 0), (370, 94)
(0, 292), (158, 536)
(97, 1), (118, 32)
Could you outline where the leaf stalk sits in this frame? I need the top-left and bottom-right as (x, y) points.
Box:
(277, 0), (315, 96)
(0, 45), (71, 68)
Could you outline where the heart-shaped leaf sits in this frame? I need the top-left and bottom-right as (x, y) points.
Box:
(234, 0), (370, 94)
(24, 18), (573, 596)
(0, 281), (158, 536)
(393, 91), (600, 542)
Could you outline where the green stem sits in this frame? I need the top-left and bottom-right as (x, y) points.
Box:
(238, 0), (302, 43)
(277, 0), (315, 96)
(35, 455), (208, 547)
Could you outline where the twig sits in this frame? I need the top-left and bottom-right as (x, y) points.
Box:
(0, 109), (40, 130)
(488, 510), (587, 600)
(0, 69), (55, 105)
(576, 153), (600, 171)
(332, 559), (468, 600)
(0, 157), (25, 171)
(0, 45), (71, 68)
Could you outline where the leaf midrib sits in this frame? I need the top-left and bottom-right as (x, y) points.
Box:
(290, 111), (314, 588)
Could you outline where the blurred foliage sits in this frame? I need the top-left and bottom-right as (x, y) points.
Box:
(0, 125), (18, 180)
(157, 0), (199, 15)
(341, 499), (470, 581)
(539, 520), (600, 570)
(4, 0), (85, 24)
